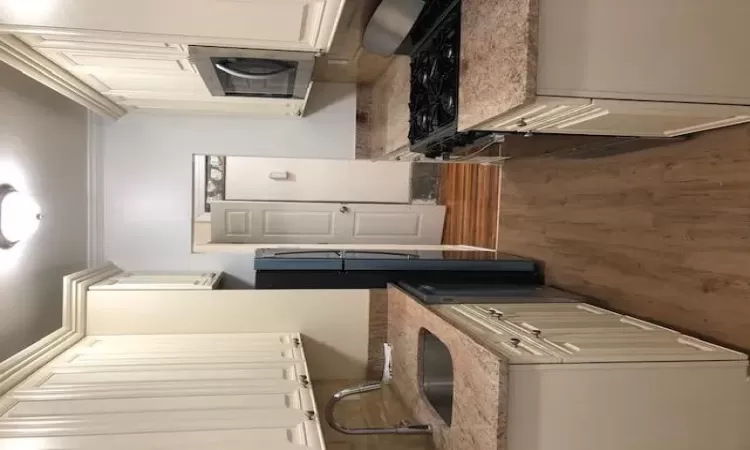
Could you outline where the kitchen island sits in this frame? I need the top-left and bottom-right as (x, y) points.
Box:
(386, 285), (750, 450)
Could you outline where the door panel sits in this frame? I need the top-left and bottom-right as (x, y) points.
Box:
(211, 201), (446, 244)
(224, 157), (412, 204)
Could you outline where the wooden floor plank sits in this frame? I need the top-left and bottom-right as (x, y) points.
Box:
(496, 123), (750, 352)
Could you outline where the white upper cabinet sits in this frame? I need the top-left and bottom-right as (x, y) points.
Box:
(12, 34), (312, 116)
(0, 0), (346, 53)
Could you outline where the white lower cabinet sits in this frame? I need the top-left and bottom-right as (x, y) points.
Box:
(0, 333), (326, 450)
(482, 96), (750, 137)
(450, 303), (750, 450)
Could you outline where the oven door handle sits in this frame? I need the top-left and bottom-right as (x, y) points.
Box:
(214, 62), (291, 80)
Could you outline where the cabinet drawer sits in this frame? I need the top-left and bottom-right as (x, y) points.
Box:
(449, 306), (561, 364)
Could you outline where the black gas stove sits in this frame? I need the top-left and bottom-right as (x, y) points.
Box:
(408, 0), (490, 158)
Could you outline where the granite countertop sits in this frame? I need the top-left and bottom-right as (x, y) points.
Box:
(387, 285), (510, 450)
(457, 0), (538, 131)
(359, 0), (539, 159)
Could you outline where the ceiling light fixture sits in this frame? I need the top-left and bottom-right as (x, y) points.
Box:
(0, 184), (42, 249)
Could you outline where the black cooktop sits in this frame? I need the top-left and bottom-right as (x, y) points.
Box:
(407, 0), (491, 158)
(408, 3), (460, 150)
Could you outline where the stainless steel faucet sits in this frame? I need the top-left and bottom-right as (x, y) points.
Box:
(324, 381), (433, 435)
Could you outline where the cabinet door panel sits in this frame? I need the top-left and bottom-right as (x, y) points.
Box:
(449, 306), (561, 364)
(545, 99), (750, 137)
(18, 34), (187, 53)
(483, 97), (592, 131)
(541, 333), (746, 363)
(3, 0), (338, 52)
(36, 48), (193, 74)
(472, 303), (611, 317)
(88, 72), (206, 94)
(75, 333), (300, 353)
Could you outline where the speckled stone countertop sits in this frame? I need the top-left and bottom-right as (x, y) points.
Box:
(387, 286), (509, 450)
(360, 0), (539, 157)
(458, 0), (538, 131)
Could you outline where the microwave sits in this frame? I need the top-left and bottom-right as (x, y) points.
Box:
(189, 46), (314, 100)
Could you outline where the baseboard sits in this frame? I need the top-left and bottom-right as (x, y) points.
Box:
(0, 264), (122, 395)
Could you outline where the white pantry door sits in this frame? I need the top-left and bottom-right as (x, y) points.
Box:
(224, 157), (412, 204)
(210, 201), (446, 245)
(0, 333), (325, 450)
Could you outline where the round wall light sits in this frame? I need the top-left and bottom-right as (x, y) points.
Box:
(0, 184), (42, 249)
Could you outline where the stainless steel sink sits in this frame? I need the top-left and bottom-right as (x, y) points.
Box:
(420, 329), (454, 425)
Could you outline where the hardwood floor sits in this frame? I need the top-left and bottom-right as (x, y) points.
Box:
(496, 123), (750, 352)
(314, 380), (434, 450)
(439, 163), (500, 249)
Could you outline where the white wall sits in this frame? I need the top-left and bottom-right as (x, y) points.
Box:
(100, 83), (356, 285)
(0, 62), (88, 360)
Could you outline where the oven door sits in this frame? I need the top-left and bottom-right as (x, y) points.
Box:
(189, 46), (314, 99)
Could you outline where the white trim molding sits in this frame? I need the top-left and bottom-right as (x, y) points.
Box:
(0, 35), (126, 119)
(0, 264), (122, 396)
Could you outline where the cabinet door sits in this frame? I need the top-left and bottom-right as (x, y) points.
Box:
(90, 271), (221, 290)
(4, 0), (344, 52)
(465, 304), (747, 363)
(449, 306), (561, 364)
(544, 99), (750, 137)
(482, 97), (592, 132)
(0, 333), (325, 450)
(538, 332), (747, 363)
(471, 303), (676, 337)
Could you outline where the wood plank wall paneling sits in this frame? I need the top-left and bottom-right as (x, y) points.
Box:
(496, 123), (750, 352)
(439, 163), (501, 249)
